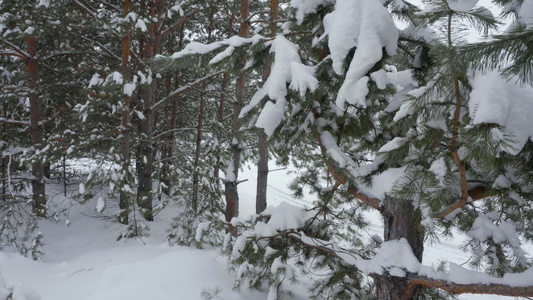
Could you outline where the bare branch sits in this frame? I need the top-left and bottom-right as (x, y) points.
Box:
(0, 50), (24, 58)
(71, 0), (98, 19)
(161, 10), (199, 37)
(0, 117), (30, 127)
(152, 71), (224, 111)
(1, 41), (30, 59)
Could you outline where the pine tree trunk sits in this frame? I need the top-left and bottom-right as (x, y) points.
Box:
(191, 6), (215, 214)
(191, 87), (205, 213)
(119, 0), (132, 225)
(256, 132), (268, 214)
(136, 0), (166, 222)
(213, 7), (234, 190)
(225, 0), (250, 232)
(374, 196), (425, 299)
(255, 0), (278, 214)
(26, 36), (46, 216)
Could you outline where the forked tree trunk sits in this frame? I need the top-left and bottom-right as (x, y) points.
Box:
(119, 0), (132, 225)
(26, 36), (46, 216)
(225, 0), (250, 232)
(373, 196), (425, 299)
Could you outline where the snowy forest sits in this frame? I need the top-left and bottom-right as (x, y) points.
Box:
(1, 0), (533, 299)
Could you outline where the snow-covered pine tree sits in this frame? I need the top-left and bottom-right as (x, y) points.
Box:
(217, 0), (533, 299)
(163, 0), (264, 247)
(0, 0), (89, 257)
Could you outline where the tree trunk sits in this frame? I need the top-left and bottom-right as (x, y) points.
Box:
(255, 132), (268, 214)
(136, 0), (166, 222)
(255, 0), (278, 214)
(374, 196), (425, 299)
(119, 0), (132, 225)
(191, 86), (205, 213)
(191, 5), (215, 214)
(225, 0), (250, 233)
(213, 7), (234, 190)
(26, 36), (46, 216)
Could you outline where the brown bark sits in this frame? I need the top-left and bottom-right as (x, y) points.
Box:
(191, 86), (205, 213)
(255, 132), (268, 214)
(255, 0), (279, 214)
(213, 6), (234, 187)
(119, 0), (132, 225)
(191, 6), (216, 214)
(373, 196), (425, 299)
(26, 36), (46, 216)
(226, 0), (250, 233)
(136, 0), (166, 222)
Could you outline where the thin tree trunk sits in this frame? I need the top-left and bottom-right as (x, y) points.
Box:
(213, 5), (235, 190)
(255, 0), (279, 214)
(225, 0), (250, 233)
(26, 36), (46, 216)
(191, 87), (205, 213)
(373, 196), (425, 299)
(255, 133), (268, 214)
(191, 5), (216, 213)
(1, 100), (6, 201)
(119, 0), (132, 225)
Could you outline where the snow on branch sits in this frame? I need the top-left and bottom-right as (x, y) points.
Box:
(322, 0), (399, 109)
(0, 117), (30, 127)
(1, 41), (30, 59)
(163, 35), (265, 61)
(239, 202), (533, 298)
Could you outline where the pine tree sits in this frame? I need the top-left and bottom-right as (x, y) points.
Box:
(209, 0), (533, 298)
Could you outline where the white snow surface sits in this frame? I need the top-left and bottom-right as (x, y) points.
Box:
(290, 0), (330, 24)
(447, 0), (479, 12)
(0, 161), (527, 300)
(469, 71), (533, 155)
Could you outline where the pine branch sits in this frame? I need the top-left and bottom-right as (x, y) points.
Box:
(315, 131), (381, 210)
(0, 50), (25, 58)
(459, 29), (533, 83)
(435, 186), (490, 218)
(0, 117), (30, 127)
(161, 9), (199, 37)
(151, 71), (224, 111)
(1, 41), (30, 59)
(71, 0), (98, 19)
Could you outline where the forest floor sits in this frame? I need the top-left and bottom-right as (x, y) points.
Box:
(0, 160), (518, 300)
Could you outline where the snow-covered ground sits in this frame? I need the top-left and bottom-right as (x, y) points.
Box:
(0, 162), (522, 299)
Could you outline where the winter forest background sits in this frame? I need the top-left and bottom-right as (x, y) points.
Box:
(1, 0), (533, 299)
